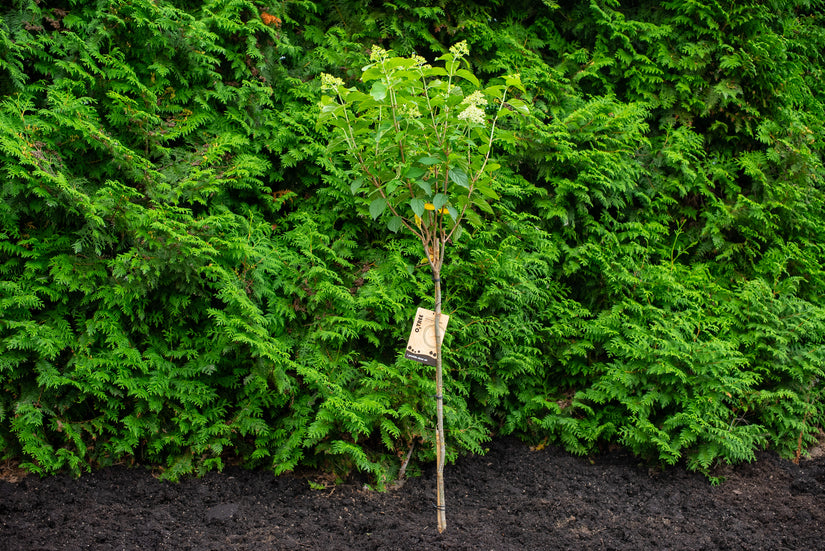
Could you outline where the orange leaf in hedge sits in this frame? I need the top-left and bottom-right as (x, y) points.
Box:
(261, 12), (281, 27)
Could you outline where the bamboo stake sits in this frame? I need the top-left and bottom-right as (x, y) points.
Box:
(433, 268), (446, 533)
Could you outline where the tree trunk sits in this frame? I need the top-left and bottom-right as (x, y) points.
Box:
(433, 268), (446, 533)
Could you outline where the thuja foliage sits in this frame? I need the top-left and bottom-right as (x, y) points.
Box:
(1, 0), (824, 483)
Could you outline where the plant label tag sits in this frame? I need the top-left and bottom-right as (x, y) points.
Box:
(404, 307), (449, 366)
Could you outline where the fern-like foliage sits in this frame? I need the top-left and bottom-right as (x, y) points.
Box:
(1, 0), (824, 482)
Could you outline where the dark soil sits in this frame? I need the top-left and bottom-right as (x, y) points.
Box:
(2, 438), (825, 550)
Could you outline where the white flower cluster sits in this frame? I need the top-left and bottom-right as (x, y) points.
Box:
(410, 54), (430, 69)
(457, 90), (487, 124)
(320, 73), (345, 92)
(457, 104), (485, 125)
(398, 103), (421, 118)
(461, 91), (488, 107)
(369, 45), (389, 62)
(449, 41), (469, 58)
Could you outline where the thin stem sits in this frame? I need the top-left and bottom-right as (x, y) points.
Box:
(337, 93), (358, 152)
(398, 440), (416, 480)
(440, 59), (457, 145)
(383, 63), (407, 165)
(353, 164), (424, 240)
(420, 67), (439, 138)
(471, 87), (507, 185)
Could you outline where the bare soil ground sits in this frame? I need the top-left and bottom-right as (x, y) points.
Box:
(2, 437), (825, 550)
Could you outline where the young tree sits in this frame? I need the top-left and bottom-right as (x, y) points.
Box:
(318, 42), (526, 532)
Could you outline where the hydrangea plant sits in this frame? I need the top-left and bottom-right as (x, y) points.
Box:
(318, 42), (527, 532)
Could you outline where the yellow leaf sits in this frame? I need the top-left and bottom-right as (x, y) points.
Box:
(424, 203), (447, 214)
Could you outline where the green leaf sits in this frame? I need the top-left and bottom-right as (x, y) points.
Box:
(386, 179), (401, 194)
(424, 67), (449, 78)
(320, 102), (341, 115)
(432, 193), (448, 211)
(369, 197), (387, 219)
(472, 196), (494, 214)
(418, 156), (441, 165)
(505, 74), (526, 93)
(416, 180), (433, 196)
(462, 208), (483, 228)
(344, 91), (373, 103)
(362, 66), (383, 81)
(506, 98), (529, 114)
(446, 204), (458, 221)
(350, 178), (364, 194)
(387, 216), (403, 233)
(374, 121), (393, 143)
(456, 69), (480, 87)
(410, 198), (425, 217)
(385, 57), (416, 70)
(484, 85), (505, 96)
(452, 224), (464, 242)
(370, 82), (387, 101)
(476, 183), (499, 200)
(406, 167), (426, 179)
(449, 168), (469, 189)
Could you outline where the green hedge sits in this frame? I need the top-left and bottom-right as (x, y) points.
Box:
(1, 0), (824, 480)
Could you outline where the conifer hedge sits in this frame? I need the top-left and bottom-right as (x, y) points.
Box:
(1, 0), (823, 481)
